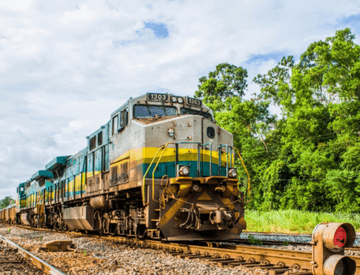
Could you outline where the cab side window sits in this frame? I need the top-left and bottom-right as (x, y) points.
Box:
(98, 131), (103, 146)
(120, 108), (129, 128)
(89, 136), (96, 150)
(112, 115), (119, 135)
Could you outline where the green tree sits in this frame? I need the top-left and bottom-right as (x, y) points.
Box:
(0, 196), (15, 209)
(195, 63), (248, 110)
(196, 29), (360, 213)
(253, 28), (360, 212)
(194, 63), (276, 206)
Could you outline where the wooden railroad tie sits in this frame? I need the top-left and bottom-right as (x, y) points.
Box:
(39, 240), (75, 252)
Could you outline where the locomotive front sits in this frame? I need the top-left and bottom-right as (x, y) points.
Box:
(117, 93), (246, 240)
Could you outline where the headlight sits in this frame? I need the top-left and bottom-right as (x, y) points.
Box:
(228, 168), (238, 178)
(171, 96), (177, 103)
(177, 97), (184, 104)
(179, 166), (190, 176)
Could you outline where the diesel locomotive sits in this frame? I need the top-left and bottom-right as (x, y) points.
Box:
(2, 93), (248, 241)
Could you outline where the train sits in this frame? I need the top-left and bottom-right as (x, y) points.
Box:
(0, 205), (16, 224)
(0, 93), (248, 241)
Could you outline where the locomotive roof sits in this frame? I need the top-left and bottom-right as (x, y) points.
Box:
(111, 97), (131, 117)
(31, 170), (54, 181)
(45, 156), (71, 171)
(110, 93), (213, 117)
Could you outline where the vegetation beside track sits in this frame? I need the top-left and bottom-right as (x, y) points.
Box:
(245, 209), (360, 234)
(195, 28), (360, 214)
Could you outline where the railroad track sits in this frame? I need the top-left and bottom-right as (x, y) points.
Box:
(233, 237), (360, 255)
(2, 224), (360, 274)
(0, 234), (66, 275)
(106, 236), (360, 275)
(231, 238), (312, 246)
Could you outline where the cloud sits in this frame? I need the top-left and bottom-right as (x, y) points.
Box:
(1, 0), (360, 199)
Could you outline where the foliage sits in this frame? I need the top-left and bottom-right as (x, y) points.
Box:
(194, 63), (248, 110)
(0, 196), (15, 209)
(195, 28), (360, 213)
(195, 63), (276, 198)
(245, 209), (360, 233)
(248, 235), (263, 245)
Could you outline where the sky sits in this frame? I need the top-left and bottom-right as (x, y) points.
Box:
(1, 0), (360, 199)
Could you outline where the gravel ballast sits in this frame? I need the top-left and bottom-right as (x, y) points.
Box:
(0, 225), (256, 275)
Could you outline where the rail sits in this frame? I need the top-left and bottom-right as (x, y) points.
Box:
(234, 147), (251, 203)
(102, 235), (360, 274)
(142, 144), (168, 205)
(201, 142), (212, 176)
(152, 142), (174, 203)
(0, 233), (66, 275)
(218, 144), (234, 176)
(3, 223), (360, 274)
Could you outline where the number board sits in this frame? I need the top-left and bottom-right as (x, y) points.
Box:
(146, 93), (168, 101)
(187, 97), (202, 106)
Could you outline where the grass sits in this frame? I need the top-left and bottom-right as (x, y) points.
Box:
(245, 209), (360, 234)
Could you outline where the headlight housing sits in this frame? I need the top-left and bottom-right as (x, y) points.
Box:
(228, 168), (238, 178)
(177, 97), (184, 104)
(179, 166), (190, 176)
(171, 96), (177, 103)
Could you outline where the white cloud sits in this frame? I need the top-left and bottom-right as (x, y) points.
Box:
(1, 0), (360, 199)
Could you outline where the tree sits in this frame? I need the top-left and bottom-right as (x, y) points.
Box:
(0, 196), (15, 209)
(194, 63), (276, 207)
(252, 28), (360, 212)
(195, 63), (248, 110)
(196, 29), (360, 213)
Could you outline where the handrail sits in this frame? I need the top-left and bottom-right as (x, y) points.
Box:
(147, 141), (202, 205)
(142, 145), (166, 205)
(218, 144), (234, 176)
(143, 142), (245, 206)
(175, 141), (202, 177)
(234, 147), (251, 204)
(202, 142), (212, 176)
(152, 142), (174, 203)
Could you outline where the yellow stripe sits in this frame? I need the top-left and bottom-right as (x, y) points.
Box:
(112, 147), (233, 166)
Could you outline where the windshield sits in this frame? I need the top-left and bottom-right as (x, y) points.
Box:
(180, 108), (212, 120)
(134, 105), (178, 118)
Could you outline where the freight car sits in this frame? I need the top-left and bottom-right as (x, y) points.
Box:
(15, 93), (248, 241)
(0, 205), (16, 224)
(0, 208), (4, 222)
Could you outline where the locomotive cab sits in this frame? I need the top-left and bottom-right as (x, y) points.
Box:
(16, 182), (26, 213)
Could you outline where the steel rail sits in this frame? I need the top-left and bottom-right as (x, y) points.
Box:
(0, 234), (66, 275)
(98, 235), (360, 274)
(3, 224), (360, 274)
(99, 235), (360, 274)
(231, 238), (312, 246)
